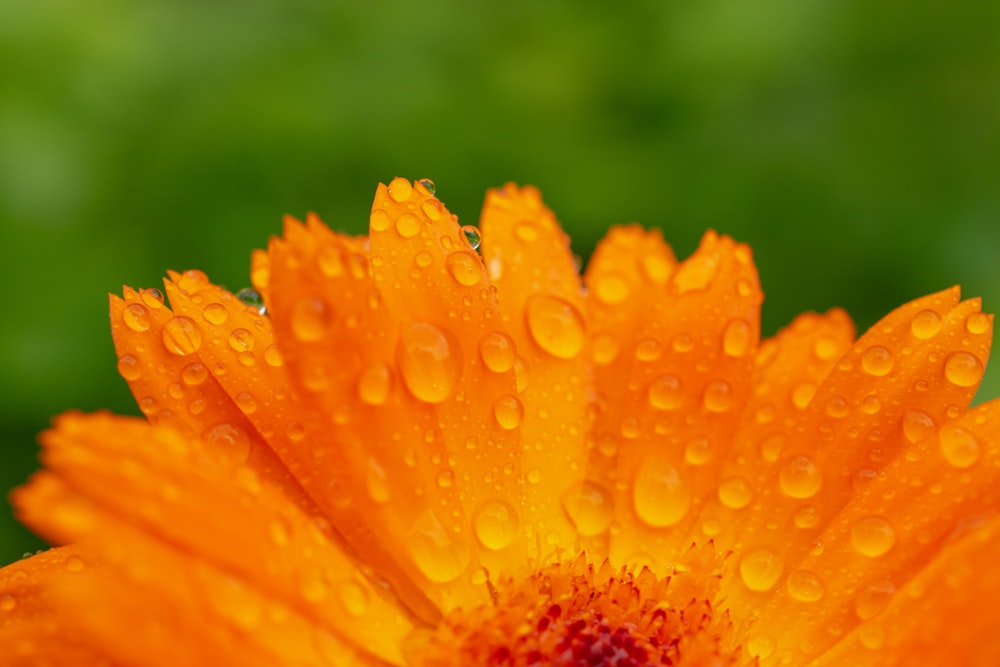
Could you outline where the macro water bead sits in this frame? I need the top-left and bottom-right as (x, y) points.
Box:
(1, 179), (999, 667)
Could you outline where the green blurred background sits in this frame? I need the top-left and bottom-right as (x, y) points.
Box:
(2, 0), (998, 563)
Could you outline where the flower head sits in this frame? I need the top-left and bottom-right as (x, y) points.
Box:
(2, 179), (999, 666)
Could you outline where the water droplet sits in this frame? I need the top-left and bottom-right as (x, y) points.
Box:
(140, 288), (164, 309)
(791, 382), (816, 409)
(397, 322), (462, 403)
(162, 317), (203, 356)
(703, 379), (733, 412)
(292, 297), (333, 342)
(910, 309), (942, 339)
(203, 303), (229, 326)
(493, 394), (524, 430)
(299, 565), (329, 603)
(858, 624), (885, 650)
(514, 356), (528, 393)
(436, 469), (454, 488)
(358, 363), (391, 405)
(236, 288), (266, 314)
(648, 374), (683, 410)
(589, 333), (618, 365)
(718, 476), (752, 509)
(461, 225), (481, 250)
(641, 253), (672, 285)
(228, 328), (255, 352)
(202, 423), (251, 464)
(370, 208), (390, 232)
(422, 200), (443, 221)
(901, 409), (935, 443)
(722, 318), (752, 357)
(861, 346), (894, 376)
(123, 303), (151, 332)
(633, 457), (691, 527)
(394, 213), (420, 239)
(235, 391), (257, 414)
(786, 569), (825, 602)
(672, 333), (694, 353)
(861, 395), (882, 414)
(966, 312), (990, 335)
(747, 634), (775, 659)
(684, 436), (712, 465)
(779, 455), (822, 498)
(560, 481), (614, 536)
(944, 351), (983, 387)
(445, 251), (482, 287)
(635, 337), (662, 361)
(366, 458), (391, 504)
(473, 500), (519, 550)
(407, 510), (471, 583)
(264, 344), (284, 367)
(673, 250), (720, 294)
(813, 337), (839, 361)
(739, 547), (783, 592)
(117, 354), (141, 381)
(286, 422), (306, 442)
(854, 580), (895, 620)
(794, 506), (819, 529)
(525, 294), (586, 360)
(387, 177), (413, 203)
(593, 273), (630, 304)
(338, 580), (371, 617)
(1, 594), (16, 612)
(939, 424), (981, 468)
(851, 516), (896, 557)
(478, 332), (516, 373)
(759, 433), (785, 462)
(417, 178), (436, 195)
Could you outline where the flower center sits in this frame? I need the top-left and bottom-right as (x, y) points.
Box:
(408, 549), (740, 667)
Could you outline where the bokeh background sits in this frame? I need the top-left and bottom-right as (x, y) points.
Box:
(2, 0), (998, 563)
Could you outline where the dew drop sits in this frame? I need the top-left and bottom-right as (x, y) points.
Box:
(825, 395), (849, 419)
(64, 555), (85, 572)
(966, 312), (990, 335)
(812, 337), (839, 361)
(493, 395), (524, 430)
(851, 516), (896, 557)
(236, 287), (266, 314)
(473, 500), (519, 551)
(703, 379), (733, 412)
(338, 580), (371, 617)
(525, 294), (586, 359)
(387, 177), (413, 203)
(672, 333), (694, 353)
(560, 481), (614, 536)
(370, 208), (390, 232)
(747, 635), (775, 659)
(859, 624), (885, 650)
(461, 225), (481, 250)
(235, 391), (257, 414)
(417, 178), (436, 195)
(394, 213), (420, 239)
(786, 569), (825, 602)
(759, 433), (786, 462)
(358, 362), (391, 406)
(861, 394), (882, 414)
(162, 317), (203, 356)
(648, 374), (683, 410)
(397, 322), (462, 403)
(793, 506), (819, 529)
(910, 309), (942, 339)
(861, 346), (894, 377)
(944, 351), (983, 387)
(117, 354), (141, 381)
(436, 469), (454, 488)
(202, 423), (251, 464)
(779, 455), (822, 498)
(591, 333), (619, 365)
(421, 200), (443, 221)
(722, 318), (752, 357)
(202, 302), (229, 326)
(123, 303), (151, 332)
(479, 332), (516, 373)
(264, 344), (284, 367)
(739, 547), (783, 592)
(684, 436), (712, 465)
(632, 457), (691, 527)
(939, 424), (981, 468)
(641, 253), (672, 285)
(407, 510), (471, 584)
(291, 297), (333, 342)
(366, 458), (391, 504)
(901, 409), (935, 444)
(791, 383), (816, 409)
(228, 328), (255, 352)
(635, 337), (662, 361)
(445, 251), (482, 287)
(0, 594), (16, 612)
(299, 565), (329, 603)
(140, 288), (164, 309)
(718, 476), (752, 509)
(593, 273), (630, 305)
(854, 580), (895, 620)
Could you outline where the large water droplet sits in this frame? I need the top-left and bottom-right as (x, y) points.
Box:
(387, 177), (413, 203)
(718, 476), (752, 509)
(901, 409), (935, 443)
(944, 351), (983, 387)
(397, 322), (462, 403)
(417, 178), (436, 195)
(739, 547), (783, 592)
(292, 297), (333, 342)
(939, 424), (981, 468)
(479, 332), (516, 373)
(236, 288), (266, 315)
(461, 225), (481, 250)
(358, 362), (391, 405)
(703, 379), (734, 412)
(525, 294), (586, 359)
(228, 328), (255, 352)
(560, 481), (614, 536)
(648, 374), (683, 410)
(445, 251), (482, 287)
(473, 500), (519, 550)
(861, 346), (894, 376)
(162, 317), (203, 356)
(117, 354), (141, 381)
(779, 455), (822, 498)
(851, 516), (896, 557)
(786, 569), (825, 602)
(123, 303), (151, 332)
(966, 312), (990, 335)
(493, 394), (524, 430)
(722, 318), (752, 357)
(910, 309), (942, 339)
(203, 303), (229, 326)
(632, 456), (691, 527)
(395, 213), (420, 239)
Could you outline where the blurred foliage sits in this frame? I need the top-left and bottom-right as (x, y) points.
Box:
(1, 0), (998, 563)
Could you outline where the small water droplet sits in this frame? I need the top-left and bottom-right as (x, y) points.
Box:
(793, 506), (819, 529)
(264, 344), (284, 367)
(117, 354), (141, 381)
(854, 580), (895, 620)
(525, 294), (586, 360)
(397, 322), (463, 403)
(859, 624), (885, 650)
(338, 580), (371, 617)
(299, 565), (329, 603)
(944, 351), (983, 387)
(632, 456), (690, 527)
(445, 251), (482, 287)
(939, 424), (981, 468)
(966, 311), (990, 335)
(370, 208), (390, 232)
(421, 200), (443, 221)
(786, 569), (825, 602)
(286, 422), (306, 442)
(478, 332), (516, 373)
(461, 225), (481, 250)
(436, 469), (454, 488)
(407, 510), (471, 584)
(493, 394), (524, 430)
(851, 516), (896, 557)
(648, 374), (683, 410)
(739, 547), (783, 592)
(123, 303), (151, 332)
(417, 178), (436, 195)
(395, 213), (420, 239)
(0, 594), (16, 612)
(203, 303), (229, 326)
(236, 288), (266, 315)
(791, 383), (816, 409)
(64, 555), (85, 572)
(861, 346), (894, 376)
(593, 273), (630, 305)
(358, 362), (391, 405)
(162, 317), (203, 356)
(718, 476), (752, 509)
(910, 309), (942, 339)
(235, 391), (257, 414)
(635, 337), (662, 361)
(473, 500), (519, 550)
(684, 436), (712, 465)
(228, 328), (255, 352)
(140, 288), (164, 309)
(722, 318), (752, 357)
(901, 409), (935, 443)
(591, 333), (619, 365)
(861, 394), (882, 414)
(703, 379), (733, 412)
(812, 337), (839, 361)
(672, 333), (694, 353)
(747, 634), (775, 659)
(291, 297), (333, 342)
(779, 455), (822, 498)
(387, 177), (413, 203)
(202, 423), (251, 464)
(825, 395), (849, 419)
(759, 433), (786, 462)
(560, 480), (614, 536)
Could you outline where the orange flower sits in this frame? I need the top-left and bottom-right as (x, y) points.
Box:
(2, 178), (999, 666)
